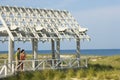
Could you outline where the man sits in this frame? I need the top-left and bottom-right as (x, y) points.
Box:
(15, 48), (21, 70)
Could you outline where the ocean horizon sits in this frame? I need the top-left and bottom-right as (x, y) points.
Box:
(0, 49), (120, 56)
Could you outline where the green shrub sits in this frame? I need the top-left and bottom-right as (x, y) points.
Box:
(66, 69), (75, 77)
(87, 67), (96, 79)
(65, 69), (75, 80)
(53, 70), (65, 80)
(41, 69), (55, 80)
(31, 71), (45, 80)
(76, 69), (86, 79)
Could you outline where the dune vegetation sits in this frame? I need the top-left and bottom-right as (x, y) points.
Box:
(1, 55), (120, 80)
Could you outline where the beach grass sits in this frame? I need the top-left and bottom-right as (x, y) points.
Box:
(0, 54), (8, 59)
(1, 54), (120, 80)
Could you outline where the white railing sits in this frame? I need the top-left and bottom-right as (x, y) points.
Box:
(0, 62), (13, 78)
(0, 58), (88, 78)
(0, 65), (7, 77)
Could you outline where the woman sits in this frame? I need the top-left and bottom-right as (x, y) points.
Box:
(20, 49), (26, 71)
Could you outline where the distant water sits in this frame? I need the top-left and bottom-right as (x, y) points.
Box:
(0, 49), (120, 56)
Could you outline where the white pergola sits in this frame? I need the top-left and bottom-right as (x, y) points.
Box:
(0, 6), (90, 69)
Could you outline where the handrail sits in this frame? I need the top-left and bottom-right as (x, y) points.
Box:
(0, 58), (88, 78)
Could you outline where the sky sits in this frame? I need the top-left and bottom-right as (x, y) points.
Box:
(0, 0), (120, 51)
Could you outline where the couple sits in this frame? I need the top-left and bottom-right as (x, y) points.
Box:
(15, 48), (26, 71)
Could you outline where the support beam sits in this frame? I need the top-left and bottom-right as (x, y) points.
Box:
(51, 39), (55, 59)
(32, 39), (38, 60)
(0, 27), (6, 31)
(0, 15), (14, 41)
(56, 39), (60, 59)
(76, 38), (80, 67)
(56, 39), (60, 67)
(8, 37), (14, 69)
(32, 39), (38, 69)
(76, 38), (80, 58)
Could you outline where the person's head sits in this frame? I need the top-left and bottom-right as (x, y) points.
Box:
(21, 49), (25, 53)
(17, 48), (20, 52)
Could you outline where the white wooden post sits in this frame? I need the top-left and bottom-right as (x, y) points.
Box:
(5, 65), (7, 76)
(51, 39), (55, 59)
(76, 38), (80, 67)
(43, 61), (45, 69)
(85, 58), (88, 68)
(32, 39), (38, 69)
(12, 62), (15, 73)
(56, 39), (60, 59)
(76, 38), (80, 58)
(56, 39), (60, 67)
(51, 39), (55, 68)
(8, 37), (14, 69)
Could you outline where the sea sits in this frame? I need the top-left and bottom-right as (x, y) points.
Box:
(0, 49), (120, 56)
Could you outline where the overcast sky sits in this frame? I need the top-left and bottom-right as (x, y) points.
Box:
(0, 0), (120, 51)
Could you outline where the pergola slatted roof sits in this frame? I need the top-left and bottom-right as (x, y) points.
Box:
(0, 6), (90, 42)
